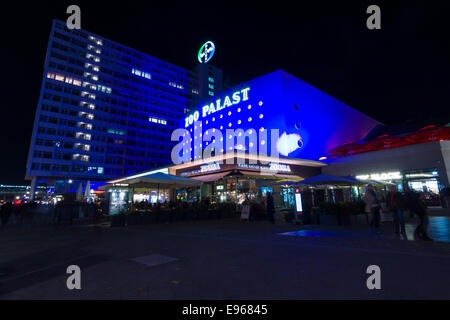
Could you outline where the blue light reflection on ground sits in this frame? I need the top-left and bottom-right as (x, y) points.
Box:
(428, 217), (450, 242)
(280, 230), (363, 238)
(280, 217), (450, 243)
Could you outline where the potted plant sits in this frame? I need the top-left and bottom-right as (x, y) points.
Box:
(318, 202), (339, 225)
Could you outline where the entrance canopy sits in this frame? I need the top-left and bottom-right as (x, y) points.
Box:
(275, 174), (365, 187)
(101, 172), (201, 189)
(299, 174), (362, 186)
(191, 171), (232, 183)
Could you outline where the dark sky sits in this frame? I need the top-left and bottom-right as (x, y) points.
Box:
(1, 0), (450, 184)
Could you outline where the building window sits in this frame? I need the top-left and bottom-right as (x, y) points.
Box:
(132, 68), (151, 79)
(149, 117), (167, 125)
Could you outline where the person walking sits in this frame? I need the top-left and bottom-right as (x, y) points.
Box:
(386, 185), (406, 236)
(405, 187), (433, 241)
(266, 192), (275, 224)
(1, 202), (13, 228)
(364, 184), (381, 234)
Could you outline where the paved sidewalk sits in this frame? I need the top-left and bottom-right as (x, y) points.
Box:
(0, 216), (449, 299)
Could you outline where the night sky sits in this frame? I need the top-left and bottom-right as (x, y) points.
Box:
(1, 0), (449, 184)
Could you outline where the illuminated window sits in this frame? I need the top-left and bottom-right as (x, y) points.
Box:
(169, 82), (184, 89)
(208, 84), (214, 89)
(148, 117), (167, 125)
(97, 85), (112, 94)
(208, 77), (214, 83)
(55, 74), (65, 81)
(209, 91), (214, 96)
(132, 68), (151, 80)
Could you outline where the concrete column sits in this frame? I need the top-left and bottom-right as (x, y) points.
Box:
(29, 176), (37, 202)
(440, 141), (450, 187)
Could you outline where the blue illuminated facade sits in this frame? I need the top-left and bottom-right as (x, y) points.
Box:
(180, 70), (381, 162)
(26, 20), (223, 192)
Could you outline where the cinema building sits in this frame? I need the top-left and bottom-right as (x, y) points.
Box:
(104, 69), (450, 210)
(25, 19), (223, 200)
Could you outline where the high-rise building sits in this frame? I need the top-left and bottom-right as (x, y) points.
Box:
(193, 63), (223, 104)
(25, 19), (223, 195)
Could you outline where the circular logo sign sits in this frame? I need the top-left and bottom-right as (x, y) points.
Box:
(198, 41), (215, 63)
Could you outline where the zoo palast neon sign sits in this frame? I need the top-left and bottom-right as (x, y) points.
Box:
(185, 87), (250, 127)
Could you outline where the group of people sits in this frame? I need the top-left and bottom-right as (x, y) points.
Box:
(364, 184), (432, 240)
(265, 186), (433, 241)
(133, 197), (212, 212)
(0, 201), (38, 227)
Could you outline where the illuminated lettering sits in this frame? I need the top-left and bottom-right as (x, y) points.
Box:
(232, 91), (241, 104)
(209, 103), (216, 114)
(202, 105), (209, 118)
(216, 99), (222, 111)
(356, 172), (401, 181)
(223, 95), (232, 108)
(241, 87), (250, 101)
(184, 87), (251, 127)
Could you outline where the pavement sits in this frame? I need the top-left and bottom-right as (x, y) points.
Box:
(0, 212), (450, 300)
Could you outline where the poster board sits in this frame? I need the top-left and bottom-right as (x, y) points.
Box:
(241, 205), (251, 220)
